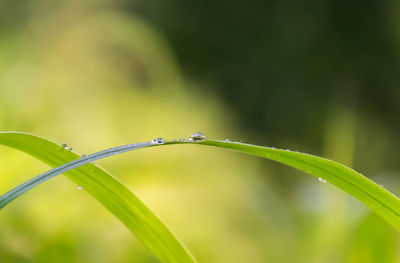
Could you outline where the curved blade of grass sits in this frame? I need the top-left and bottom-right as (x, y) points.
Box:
(192, 140), (400, 231)
(0, 132), (197, 263)
(2, 134), (400, 255)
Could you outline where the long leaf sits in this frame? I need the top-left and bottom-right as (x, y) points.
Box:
(194, 140), (400, 231)
(0, 132), (197, 263)
(2, 132), (400, 261)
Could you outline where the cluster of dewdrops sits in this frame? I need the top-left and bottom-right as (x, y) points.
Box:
(71, 132), (328, 191)
(151, 132), (207, 145)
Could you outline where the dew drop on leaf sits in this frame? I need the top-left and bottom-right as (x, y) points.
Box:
(318, 177), (327, 183)
(190, 132), (207, 141)
(152, 137), (165, 145)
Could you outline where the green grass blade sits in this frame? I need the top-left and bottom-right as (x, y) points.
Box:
(2, 133), (400, 262)
(0, 132), (197, 263)
(192, 140), (400, 231)
(0, 140), (154, 208)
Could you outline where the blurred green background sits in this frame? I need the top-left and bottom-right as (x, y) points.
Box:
(1, 0), (400, 262)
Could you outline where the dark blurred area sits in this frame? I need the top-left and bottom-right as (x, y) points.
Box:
(129, 0), (400, 152)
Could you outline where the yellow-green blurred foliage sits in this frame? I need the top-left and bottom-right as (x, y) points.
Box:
(0, 1), (400, 263)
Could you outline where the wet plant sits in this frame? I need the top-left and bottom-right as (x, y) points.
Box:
(1, 131), (400, 263)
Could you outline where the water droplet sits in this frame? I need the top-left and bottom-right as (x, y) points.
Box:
(152, 137), (165, 145)
(68, 147), (73, 151)
(77, 186), (82, 190)
(190, 132), (207, 141)
(61, 143), (68, 148)
(318, 178), (327, 183)
(224, 139), (231, 143)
